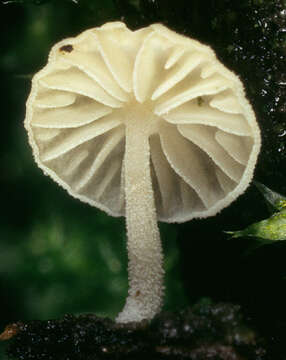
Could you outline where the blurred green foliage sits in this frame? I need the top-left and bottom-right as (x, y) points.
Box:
(0, 207), (184, 319)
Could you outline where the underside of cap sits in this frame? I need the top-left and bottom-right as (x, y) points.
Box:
(25, 21), (261, 223)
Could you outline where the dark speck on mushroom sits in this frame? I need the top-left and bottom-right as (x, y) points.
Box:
(59, 44), (73, 53)
(197, 96), (204, 106)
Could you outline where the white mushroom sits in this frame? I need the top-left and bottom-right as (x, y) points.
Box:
(25, 22), (261, 323)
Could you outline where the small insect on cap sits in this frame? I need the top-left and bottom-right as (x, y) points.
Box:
(25, 22), (261, 323)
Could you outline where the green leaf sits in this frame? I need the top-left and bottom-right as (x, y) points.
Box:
(254, 181), (286, 212)
(226, 209), (286, 241)
(225, 183), (286, 241)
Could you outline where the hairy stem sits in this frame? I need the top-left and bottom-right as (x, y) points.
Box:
(116, 121), (164, 323)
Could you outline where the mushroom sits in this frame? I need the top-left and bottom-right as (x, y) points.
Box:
(25, 22), (261, 323)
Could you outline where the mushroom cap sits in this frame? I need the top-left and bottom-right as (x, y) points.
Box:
(25, 22), (261, 223)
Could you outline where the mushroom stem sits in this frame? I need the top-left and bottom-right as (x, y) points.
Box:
(116, 121), (164, 323)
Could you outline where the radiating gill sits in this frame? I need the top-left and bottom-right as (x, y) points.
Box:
(40, 67), (124, 108)
(96, 30), (134, 93)
(34, 89), (76, 109)
(152, 52), (206, 100)
(63, 150), (89, 177)
(60, 48), (130, 102)
(41, 115), (121, 162)
(164, 45), (185, 69)
(93, 160), (122, 200)
(215, 131), (252, 166)
(163, 100), (251, 136)
(215, 167), (237, 194)
(159, 124), (224, 209)
(75, 127), (125, 191)
(32, 97), (112, 128)
(155, 74), (229, 116)
(134, 32), (171, 103)
(210, 90), (243, 114)
(178, 124), (245, 183)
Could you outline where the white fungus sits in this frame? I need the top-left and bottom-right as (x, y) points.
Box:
(25, 22), (261, 323)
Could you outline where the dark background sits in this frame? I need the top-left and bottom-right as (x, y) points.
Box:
(0, 0), (286, 357)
